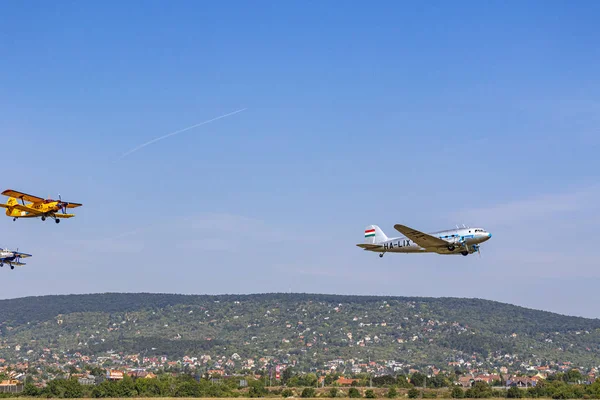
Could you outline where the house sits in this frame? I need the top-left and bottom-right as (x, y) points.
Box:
(506, 377), (537, 387)
(475, 374), (500, 385)
(457, 375), (475, 388)
(106, 370), (124, 381)
(336, 377), (359, 386)
(77, 375), (96, 386)
(0, 380), (23, 394)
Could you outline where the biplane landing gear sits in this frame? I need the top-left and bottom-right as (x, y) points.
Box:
(10, 265), (14, 270)
(379, 253), (384, 258)
(41, 216), (46, 221)
(12, 218), (16, 221)
(461, 251), (469, 256)
(55, 219), (60, 224)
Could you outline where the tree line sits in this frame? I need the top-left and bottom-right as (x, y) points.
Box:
(0, 372), (598, 399)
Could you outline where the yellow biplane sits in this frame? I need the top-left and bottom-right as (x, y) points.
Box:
(0, 189), (82, 224)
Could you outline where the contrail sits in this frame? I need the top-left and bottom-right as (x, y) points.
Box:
(119, 108), (247, 159)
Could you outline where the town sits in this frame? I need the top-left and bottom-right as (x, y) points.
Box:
(0, 348), (598, 398)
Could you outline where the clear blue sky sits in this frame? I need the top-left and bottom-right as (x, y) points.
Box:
(1, 1), (599, 317)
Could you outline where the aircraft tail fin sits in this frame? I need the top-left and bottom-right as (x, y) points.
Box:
(364, 225), (388, 244)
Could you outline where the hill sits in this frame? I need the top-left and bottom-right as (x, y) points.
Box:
(0, 293), (599, 370)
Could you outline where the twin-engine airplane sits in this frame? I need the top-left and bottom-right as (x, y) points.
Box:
(357, 223), (492, 257)
(0, 248), (32, 270)
(0, 189), (82, 224)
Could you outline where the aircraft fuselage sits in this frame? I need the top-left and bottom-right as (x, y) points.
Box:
(373, 227), (491, 255)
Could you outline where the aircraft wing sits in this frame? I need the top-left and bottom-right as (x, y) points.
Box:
(11, 204), (44, 216)
(64, 202), (82, 208)
(356, 243), (383, 250)
(1, 189), (44, 203)
(10, 261), (26, 267)
(13, 252), (32, 258)
(394, 224), (449, 249)
(55, 213), (75, 218)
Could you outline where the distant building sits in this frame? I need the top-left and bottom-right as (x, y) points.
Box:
(106, 370), (124, 381)
(336, 377), (359, 386)
(0, 380), (23, 393)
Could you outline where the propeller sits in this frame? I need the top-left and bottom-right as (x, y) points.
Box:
(55, 193), (67, 214)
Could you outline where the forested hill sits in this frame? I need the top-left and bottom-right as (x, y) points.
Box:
(0, 293), (599, 369)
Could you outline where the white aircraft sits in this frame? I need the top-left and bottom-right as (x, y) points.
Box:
(0, 248), (32, 269)
(357, 224), (492, 257)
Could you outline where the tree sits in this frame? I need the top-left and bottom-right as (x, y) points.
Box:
(408, 388), (420, 399)
(365, 389), (376, 398)
(507, 386), (523, 398)
(282, 389), (294, 398)
(282, 367), (294, 385)
(465, 382), (492, 399)
(396, 375), (412, 388)
(564, 369), (583, 384)
(329, 387), (338, 398)
(373, 375), (396, 387)
(303, 373), (318, 387)
(23, 383), (41, 397)
(411, 373), (426, 388)
(451, 386), (464, 398)
(301, 387), (316, 398)
(387, 387), (398, 398)
(349, 388), (361, 398)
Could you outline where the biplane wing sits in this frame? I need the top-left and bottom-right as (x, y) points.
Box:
(55, 213), (76, 218)
(9, 261), (26, 267)
(12, 252), (32, 258)
(11, 204), (44, 216)
(64, 202), (82, 208)
(1, 189), (44, 203)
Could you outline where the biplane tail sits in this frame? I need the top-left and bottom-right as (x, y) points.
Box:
(0, 197), (17, 215)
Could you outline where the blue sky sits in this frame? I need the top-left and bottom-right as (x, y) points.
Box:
(0, 1), (599, 317)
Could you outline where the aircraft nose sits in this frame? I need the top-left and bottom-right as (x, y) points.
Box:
(487, 232), (492, 239)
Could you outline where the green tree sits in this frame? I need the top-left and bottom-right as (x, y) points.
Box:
(465, 381), (492, 399)
(349, 388), (361, 398)
(451, 386), (464, 398)
(23, 383), (41, 397)
(564, 369), (584, 384)
(282, 389), (294, 398)
(373, 375), (396, 387)
(387, 387), (398, 398)
(396, 375), (412, 389)
(303, 373), (318, 387)
(411, 373), (426, 388)
(365, 389), (376, 398)
(408, 388), (420, 399)
(329, 387), (338, 397)
(301, 387), (316, 398)
(507, 386), (523, 398)
(282, 367), (294, 385)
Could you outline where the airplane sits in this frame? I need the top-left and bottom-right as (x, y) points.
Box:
(0, 189), (82, 224)
(357, 223), (492, 258)
(0, 248), (32, 270)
